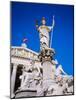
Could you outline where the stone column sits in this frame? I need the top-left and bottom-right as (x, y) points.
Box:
(11, 63), (18, 98)
(43, 61), (51, 81)
(38, 48), (55, 95)
(42, 61), (55, 90)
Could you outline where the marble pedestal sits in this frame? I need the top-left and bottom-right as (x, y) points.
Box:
(38, 48), (56, 95)
(15, 88), (37, 98)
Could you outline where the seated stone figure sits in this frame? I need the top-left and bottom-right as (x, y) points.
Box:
(19, 61), (42, 90)
(19, 65), (33, 89)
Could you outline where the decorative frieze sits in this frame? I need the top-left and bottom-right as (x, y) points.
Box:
(11, 47), (39, 60)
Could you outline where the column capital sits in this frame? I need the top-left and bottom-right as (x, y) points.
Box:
(13, 63), (18, 69)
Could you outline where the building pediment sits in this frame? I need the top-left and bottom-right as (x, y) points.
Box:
(11, 46), (39, 61)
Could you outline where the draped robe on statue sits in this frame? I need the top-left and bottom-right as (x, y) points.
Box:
(38, 25), (52, 50)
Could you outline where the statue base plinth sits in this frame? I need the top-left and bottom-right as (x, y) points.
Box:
(15, 88), (37, 98)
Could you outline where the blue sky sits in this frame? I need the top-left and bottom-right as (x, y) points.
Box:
(11, 2), (74, 75)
